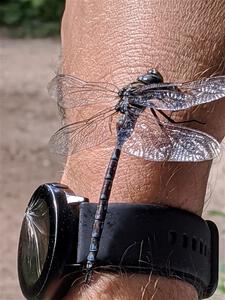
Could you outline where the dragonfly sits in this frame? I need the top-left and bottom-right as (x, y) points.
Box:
(48, 68), (225, 282)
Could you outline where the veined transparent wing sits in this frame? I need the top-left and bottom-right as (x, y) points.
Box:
(48, 74), (118, 108)
(49, 108), (117, 155)
(133, 75), (225, 111)
(122, 111), (220, 162)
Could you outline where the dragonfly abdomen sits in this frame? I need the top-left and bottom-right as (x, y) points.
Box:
(85, 147), (121, 281)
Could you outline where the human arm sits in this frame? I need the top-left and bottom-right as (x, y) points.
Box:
(60, 1), (225, 299)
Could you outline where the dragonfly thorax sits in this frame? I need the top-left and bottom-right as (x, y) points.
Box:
(115, 98), (129, 114)
(117, 82), (147, 113)
(118, 85), (136, 98)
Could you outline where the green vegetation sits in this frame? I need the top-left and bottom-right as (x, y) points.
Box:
(208, 210), (225, 295)
(219, 263), (225, 294)
(0, 0), (64, 37)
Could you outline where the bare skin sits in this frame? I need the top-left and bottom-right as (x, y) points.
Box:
(60, 0), (225, 299)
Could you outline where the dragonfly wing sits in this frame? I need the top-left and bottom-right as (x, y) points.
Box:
(48, 74), (118, 108)
(143, 89), (193, 111)
(49, 108), (117, 155)
(180, 75), (225, 105)
(136, 75), (225, 111)
(123, 112), (220, 162)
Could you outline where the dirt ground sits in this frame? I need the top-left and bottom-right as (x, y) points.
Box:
(0, 37), (224, 300)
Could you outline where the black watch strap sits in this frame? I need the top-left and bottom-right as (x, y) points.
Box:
(77, 203), (218, 299)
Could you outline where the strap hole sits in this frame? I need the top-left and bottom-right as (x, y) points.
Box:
(168, 231), (177, 245)
(204, 245), (207, 256)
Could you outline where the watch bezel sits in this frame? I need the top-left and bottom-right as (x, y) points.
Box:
(18, 183), (85, 299)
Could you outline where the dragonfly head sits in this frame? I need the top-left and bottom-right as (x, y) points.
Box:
(137, 68), (164, 85)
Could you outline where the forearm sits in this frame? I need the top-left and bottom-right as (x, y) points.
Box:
(61, 0), (225, 299)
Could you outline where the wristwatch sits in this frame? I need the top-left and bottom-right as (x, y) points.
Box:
(18, 183), (219, 299)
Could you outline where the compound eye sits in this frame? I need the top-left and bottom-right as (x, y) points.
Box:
(149, 69), (163, 80)
(137, 72), (163, 84)
(137, 74), (150, 83)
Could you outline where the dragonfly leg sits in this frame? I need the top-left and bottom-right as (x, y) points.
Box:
(150, 108), (164, 128)
(158, 110), (205, 125)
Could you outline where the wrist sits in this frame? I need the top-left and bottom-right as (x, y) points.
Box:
(62, 154), (211, 215)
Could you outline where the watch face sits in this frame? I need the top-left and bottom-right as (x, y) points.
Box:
(18, 183), (84, 300)
(19, 195), (50, 287)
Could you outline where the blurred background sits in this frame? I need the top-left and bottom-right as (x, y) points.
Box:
(0, 1), (224, 299)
